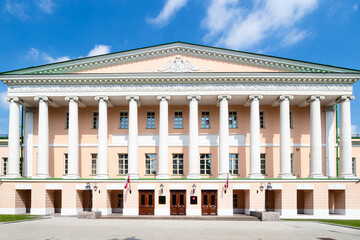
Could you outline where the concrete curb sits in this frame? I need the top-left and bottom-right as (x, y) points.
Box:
(0, 215), (51, 224)
(314, 221), (360, 231)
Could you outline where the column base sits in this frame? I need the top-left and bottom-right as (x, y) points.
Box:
(278, 173), (296, 179)
(3, 173), (22, 179)
(248, 173), (265, 179)
(339, 173), (358, 179)
(33, 174), (50, 179)
(63, 174), (80, 179)
(156, 173), (170, 179)
(94, 174), (109, 179)
(308, 173), (327, 179)
(128, 173), (139, 179)
(187, 173), (201, 179)
(218, 173), (232, 179)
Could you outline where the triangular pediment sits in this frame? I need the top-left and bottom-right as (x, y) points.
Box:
(3, 42), (359, 75)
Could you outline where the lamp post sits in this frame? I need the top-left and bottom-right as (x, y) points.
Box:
(160, 183), (164, 194)
(85, 182), (98, 212)
(192, 184), (196, 194)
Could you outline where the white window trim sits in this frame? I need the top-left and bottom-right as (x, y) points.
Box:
(90, 153), (97, 175)
(260, 153), (267, 175)
(201, 111), (211, 129)
(145, 153), (157, 175)
(172, 153), (184, 175)
(200, 153), (212, 175)
(63, 153), (68, 175)
(119, 111), (128, 129)
(118, 153), (128, 175)
(1, 157), (8, 176)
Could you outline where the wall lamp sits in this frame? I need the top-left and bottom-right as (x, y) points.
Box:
(259, 182), (272, 192)
(192, 184), (196, 194)
(160, 183), (164, 194)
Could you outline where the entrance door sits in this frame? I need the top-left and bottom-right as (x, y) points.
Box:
(139, 190), (154, 215)
(202, 190), (217, 215)
(170, 190), (186, 215)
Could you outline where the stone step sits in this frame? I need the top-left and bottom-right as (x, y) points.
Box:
(100, 214), (260, 221)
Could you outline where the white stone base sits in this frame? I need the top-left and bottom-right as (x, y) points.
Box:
(61, 208), (81, 216)
(218, 209), (233, 216)
(93, 208), (111, 215)
(155, 208), (170, 216)
(30, 208), (55, 215)
(187, 208), (201, 216)
(123, 208), (139, 216)
(0, 208), (26, 214)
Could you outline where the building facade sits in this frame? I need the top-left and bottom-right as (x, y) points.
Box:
(0, 42), (359, 218)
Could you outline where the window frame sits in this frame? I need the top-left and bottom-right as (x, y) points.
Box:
(291, 153), (295, 175)
(64, 153), (68, 175)
(172, 153), (184, 175)
(118, 153), (128, 175)
(290, 111), (294, 129)
(201, 111), (211, 129)
(91, 153), (97, 175)
(259, 111), (265, 129)
(145, 153), (157, 175)
(119, 111), (129, 129)
(229, 111), (238, 129)
(146, 111), (156, 129)
(352, 157), (356, 176)
(174, 111), (183, 129)
(260, 153), (267, 175)
(229, 153), (239, 175)
(1, 157), (8, 176)
(200, 153), (212, 175)
(65, 112), (69, 130)
(92, 112), (99, 129)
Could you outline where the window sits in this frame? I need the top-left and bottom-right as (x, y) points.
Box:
(65, 112), (69, 130)
(174, 111), (183, 129)
(291, 153), (295, 175)
(145, 154), (157, 175)
(172, 154), (184, 175)
(91, 154), (97, 175)
(92, 112), (99, 129)
(229, 111), (237, 128)
(2, 157), (8, 176)
(200, 154), (211, 175)
(146, 112), (155, 129)
(352, 157), (356, 176)
(64, 153), (68, 175)
(229, 154), (239, 175)
(260, 111), (265, 129)
(119, 112), (128, 129)
(117, 193), (123, 208)
(290, 111), (293, 129)
(201, 111), (210, 128)
(260, 153), (267, 175)
(118, 154), (128, 175)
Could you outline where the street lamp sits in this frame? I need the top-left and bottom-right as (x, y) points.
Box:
(192, 184), (196, 194)
(160, 183), (164, 194)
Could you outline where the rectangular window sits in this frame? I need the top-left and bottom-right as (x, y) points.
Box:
(2, 157), (8, 176)
(229, 111), (237, 128)
(64, 153), (68, 175)
(200, 154), (211, 175)
(145, 154), (157, 175)
(291, 153), (295, 175)
(146, 112), (155, 129)
(229, 154), (239, 175)
(172, 154), (184, 175)
(92, 112), (99, 129)
(352, 157), (356, 176)
(174, 111), (183, 129)
(118, 154), (128, 175)
(91, 154), (97, 175)
(119, 112), (128, 129)
(65, 112), (69, 130)
(290, 111), (293, 129)
(201, 111), (210, 129)
(260, 153), (267, 175)
(260, 111), (265, 129)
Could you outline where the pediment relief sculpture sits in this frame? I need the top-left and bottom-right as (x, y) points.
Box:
(158, 55), (200, 72)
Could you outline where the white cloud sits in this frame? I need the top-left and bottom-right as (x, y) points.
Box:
(353, 4), (358, 12)
(26, 48), (40, 60)
(281, 29), (309, 47)
(0, 92), (9, 110)
(147, 0), (188, 26)
(87, 44), (111, 57)
(42, 53), (71, 63)
(352, 125), (358, 134)
(203, 0), (318, 50)
(4, 0), (28, 19)
(36, 0), (55, 14)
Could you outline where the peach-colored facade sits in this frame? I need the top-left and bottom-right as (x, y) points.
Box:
(0, 42), (359, 219)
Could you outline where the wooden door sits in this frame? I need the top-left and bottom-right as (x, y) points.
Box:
(202, 190), (217, 215)
(139, 190), (154, 215)
(170, 190), (186, 215)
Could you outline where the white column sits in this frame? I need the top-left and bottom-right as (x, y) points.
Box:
(5, 97), (21, 178)
(337, 95), (356, 178)
(126, 96), (140, 179)
(24, 107), (34, 178)
(187, 95), (201, 179)
(64, 96), (80, 179)
(34, 96), (50, 178)
(248, 95), (264, 179)
(218, 95), (231, 179)
(324, 106), (336, 177)
(157, 95), (170, 179)
(278, 95), (295, 179)
(308, 95), (325, 178)
(95, 96), (109, 179)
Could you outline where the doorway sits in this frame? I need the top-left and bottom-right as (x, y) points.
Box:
(170, 190), (186, 215)
(201, 190), (217, 215)
(139, 190), (154, 215)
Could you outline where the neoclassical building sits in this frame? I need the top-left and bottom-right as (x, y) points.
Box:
(0, 42), (359, 218)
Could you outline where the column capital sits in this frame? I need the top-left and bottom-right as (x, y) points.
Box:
(336, 95), (355, 103)
(34, 96), (49, 102)
(6, 97), (20, 103)
(217, 95), (231, 101)
(307, 95), (324, 103)
(187, 95), (201, 101)
(126, 95), (140, 102)
(24, 107), (35, 113)
(277, 95), (294, 102)
(157, 95), (171, 101)
(248, 95), (263, 101)
(324, 106), (336, 112)
(65, 96), (79, 102)
(95, 96), (109, 102)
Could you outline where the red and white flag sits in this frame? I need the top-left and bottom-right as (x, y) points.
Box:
(125, 175), (130, 189)
(225, 173), (229, 189)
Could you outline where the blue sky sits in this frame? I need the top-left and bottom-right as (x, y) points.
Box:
(0, 0), (359, 134)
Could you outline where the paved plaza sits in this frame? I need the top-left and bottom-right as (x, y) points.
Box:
(0, 217), (359, 240)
